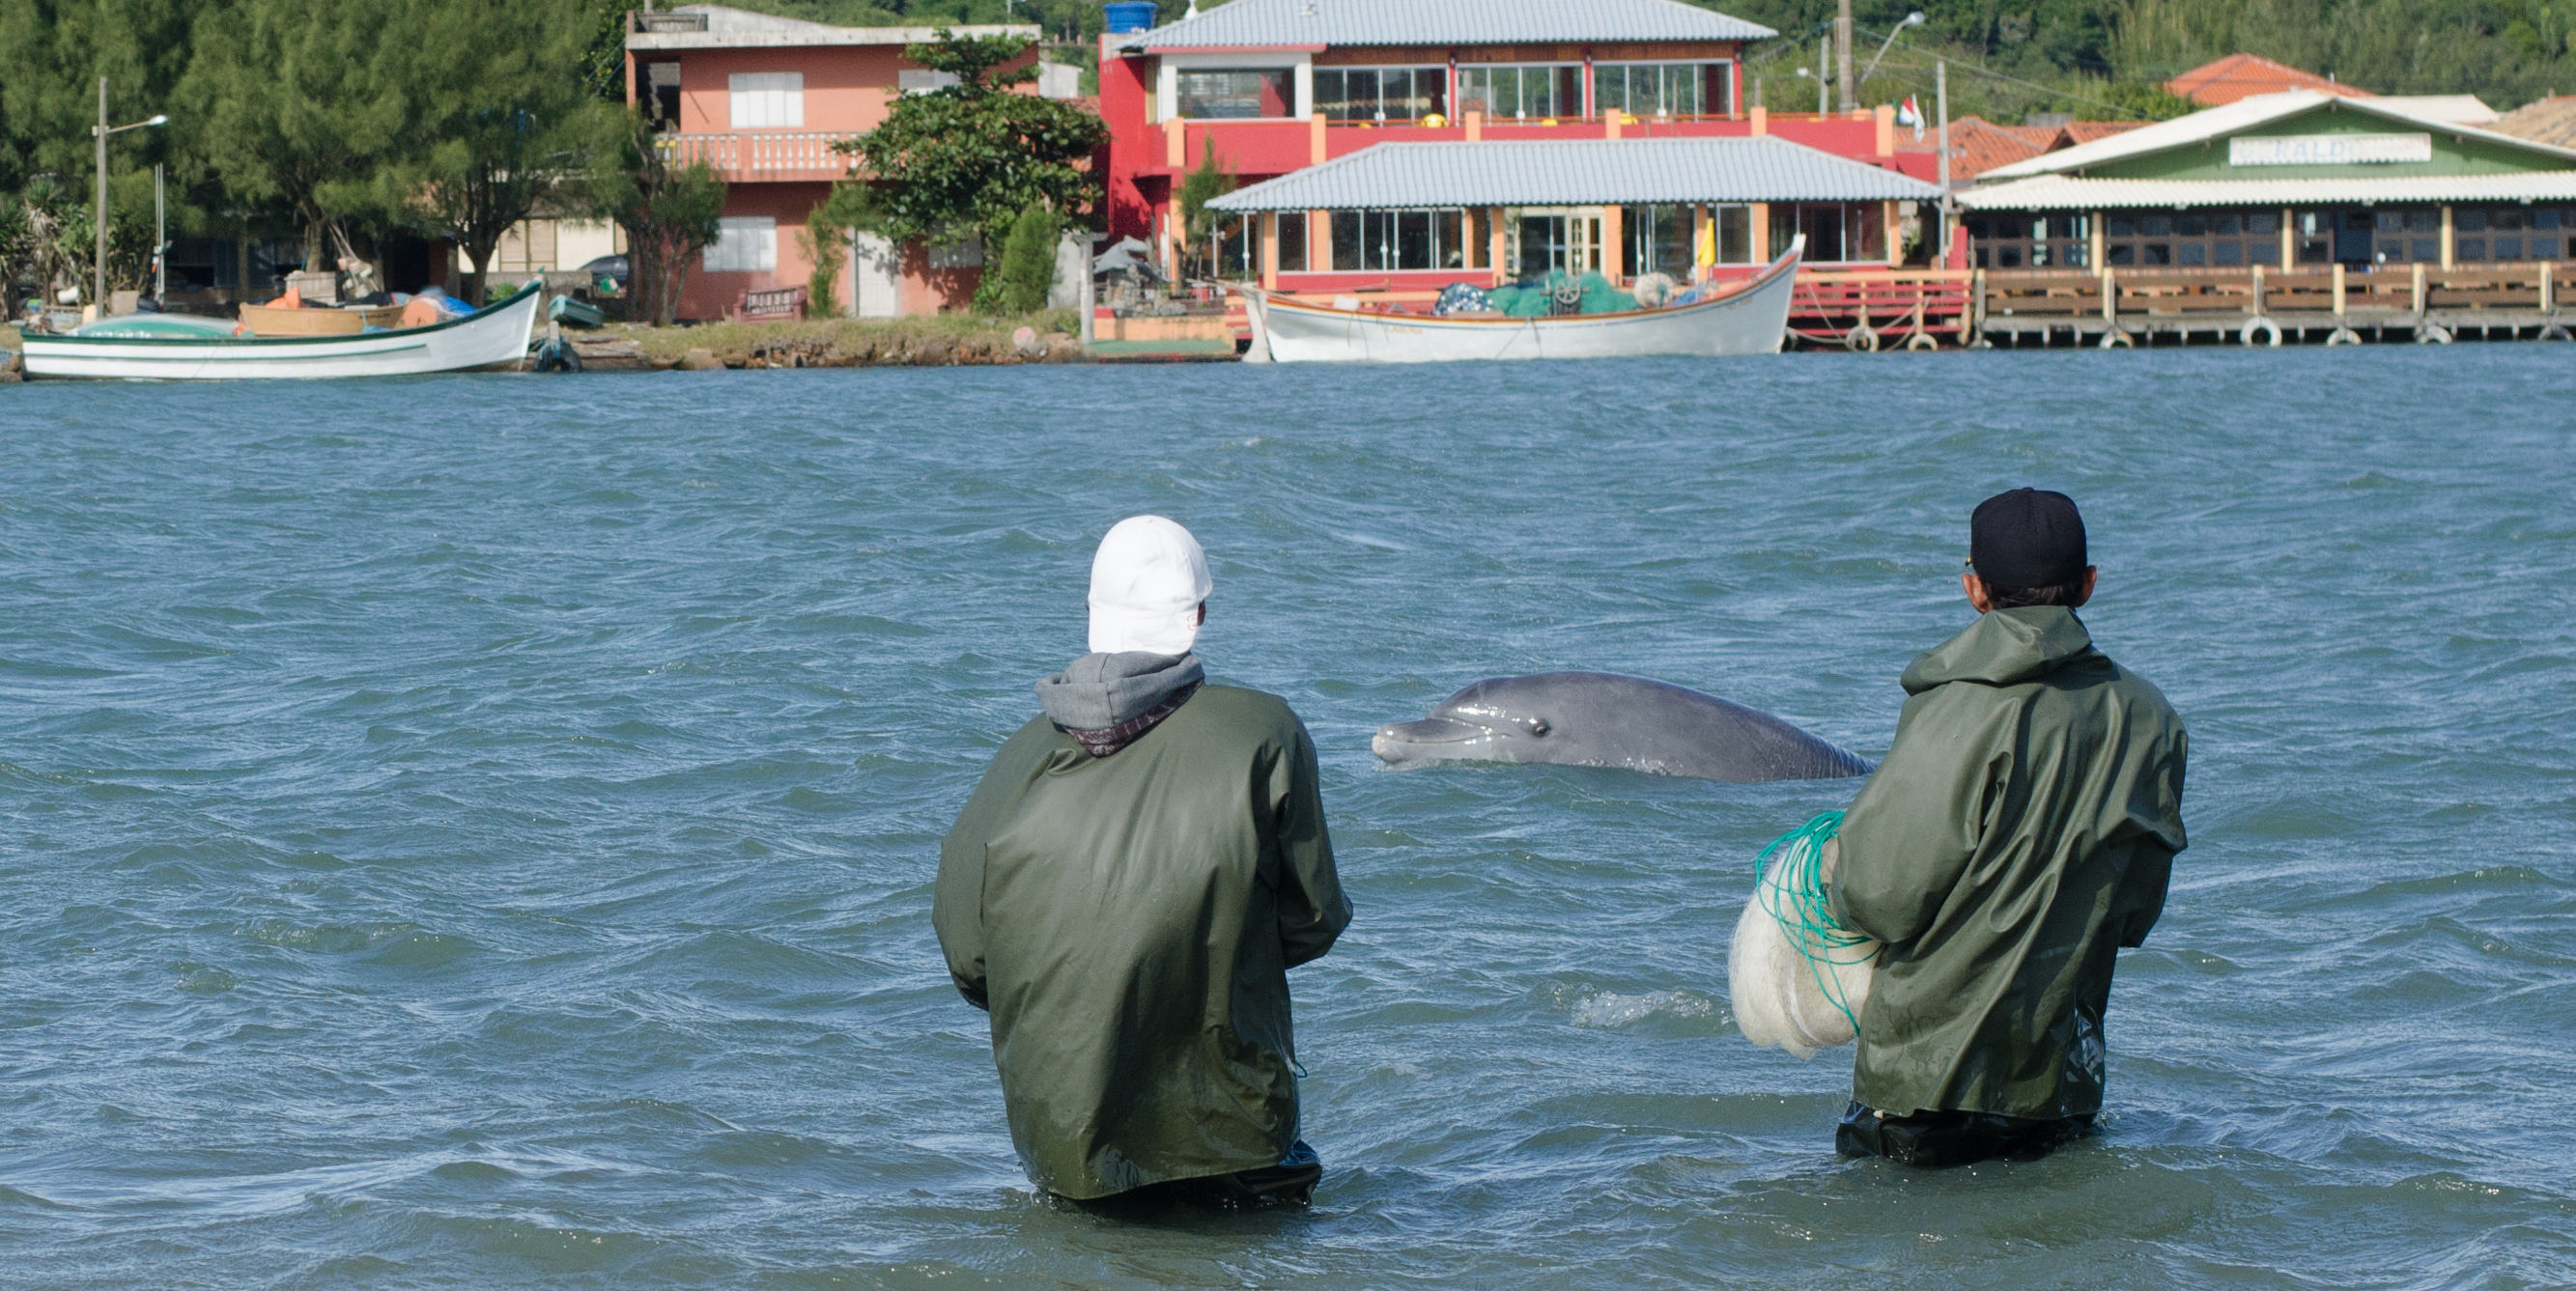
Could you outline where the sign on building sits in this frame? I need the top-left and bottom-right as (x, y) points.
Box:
(2228, 133), (2434, 166)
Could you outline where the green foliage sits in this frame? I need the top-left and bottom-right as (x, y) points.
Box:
(990, 204), (1062, 315)
(843, 28), (1109, 258)
(798, 182), (889, 317)
(1176, 141), (1233, 246)
(383, 0), (606, 304)
(583, 112), (726, 325)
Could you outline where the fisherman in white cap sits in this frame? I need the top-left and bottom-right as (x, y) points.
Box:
(935, 516), (1350, 1207)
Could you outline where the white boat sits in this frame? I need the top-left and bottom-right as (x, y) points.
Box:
(21, 283), (544, 379)
(1246, 239), (1803, 364)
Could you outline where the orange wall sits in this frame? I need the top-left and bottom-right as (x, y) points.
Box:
(675, 181), (982, 321)
(679, 46), (903, 133)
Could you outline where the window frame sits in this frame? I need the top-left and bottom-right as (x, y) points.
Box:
(1312, 66), (1449, 123)
(727, 71), (805, 129)
(703, 215), (778, 273)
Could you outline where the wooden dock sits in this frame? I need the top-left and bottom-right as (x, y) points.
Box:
(1782, 265), (2576, 349)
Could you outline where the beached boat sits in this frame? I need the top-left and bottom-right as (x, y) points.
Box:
(1246, 239), (1803, 364)
(20, 283), (543, 380)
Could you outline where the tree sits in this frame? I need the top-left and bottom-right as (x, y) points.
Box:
(1175, 141), (1234, 279)
(584, 111), (725, 324)
(798, 182), (885, 318)
(841, 29), (1108, 262)
(388, 0), (605, 304)
(990, 203), (1062, 314)
(180, 0), (409, 270)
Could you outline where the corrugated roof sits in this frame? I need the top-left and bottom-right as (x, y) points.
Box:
(1960, 172), (2576, 210)
(1124, 0), (1772, 51)
(630, 5), (1033, 48)
(1979, 91), (2576, 182)
(1206, 137), (1937, 210)
(2374, 94), (2499, 125)
(2490, 96), (2576, 147)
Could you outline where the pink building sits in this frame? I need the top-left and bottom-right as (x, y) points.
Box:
(623, 5), (1054, 320)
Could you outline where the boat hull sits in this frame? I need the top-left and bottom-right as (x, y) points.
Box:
(1252, 241), (1802, 364)
(22, 285), (544, 380)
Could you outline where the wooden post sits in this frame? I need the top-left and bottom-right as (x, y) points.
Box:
(2541, 262), (2554, 317)
(1166, 118), (1185, 169)
(1260, 211), (1278, 291)
(2100, 267), (2115, 323)
(2332, 262), (2346, 316)
(2280, 208), (2294, 271)
(1883, 200), (1900, 266)
(1694, 204), (1713, 281)
(1971, 267), (1986, 335)
(2089, 210), (2105, 271)
(1601, 204), (1624, 280)
(2252, 263), (2267, 314)
(1310, 112), (1327, 165)
(2412, 262), (2425, 314)
(2440, 205), (2455, 268)
(1750, 203), (1769, 262)
(1749, 104), (1767, 135)
(1489, 206), (1508, 286)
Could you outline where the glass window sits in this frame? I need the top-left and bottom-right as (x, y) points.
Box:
(2375, 210), (2402, 234)
(2216, 212), (2243, 236)
(2457, 238), (2486, 261)
(2407, 209), (2439, 233)
(2142, 243), (2171, 265)
(1276, 211), (1307, 272)
(2492, 207), (2526, 231)
(727, 71), (804, 128)
(2456, 209), (2488, 233)
(2177, 242), (2206, 266)
(2535, 237), (2562, 260)
(2107, 214), (2136, 238)
(1345, 209), (1471, 270)
(1177, 69), (1291, 119)
(2298, 238), (2330, 263)
(2536, 209), (2563, 231)
(2250, 210), (2280, 235)
(1716, 205), (1751, 263)
(2139, 214), (2172, 238)
(1316, 68), (1444, 122)
(1996, 245), (2023, 267)
(703, 216), (777, 272)
(1597, 63), (1707, 117)
(2495, 236), (2524, 259)
(2411, 239), (2437, 261)
(2107, 243), (2135, 266)
(1621, 205), (1694, 276)
(2178, 213), (2207, 237)
(1331, 210), (1362, 270)
(2215, 240), (2244, 266)
(1457, 66), (1566, 121)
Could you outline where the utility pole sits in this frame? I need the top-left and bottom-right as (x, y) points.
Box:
(1937, 61), (1952, 260)
(95, 77), (107, 315)
(1817, 37), (1829, 114)
(1836, 0), (1856, 113)
(155, 163), (166, 299)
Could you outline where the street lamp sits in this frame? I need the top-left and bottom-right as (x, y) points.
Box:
(1859, 13), (1927, 96)
(93, 75), (169, 318)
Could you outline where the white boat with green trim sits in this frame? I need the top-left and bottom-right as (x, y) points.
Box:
(20, 283), (542, 380)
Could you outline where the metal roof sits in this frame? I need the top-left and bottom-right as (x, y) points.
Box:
(1123, 0), (1772, 52)
(1960, 173), (2576, 210)
(630, 5), (1033, 49)
(1980, 91), (2576, 182)
(1206, 137), (1937, 210)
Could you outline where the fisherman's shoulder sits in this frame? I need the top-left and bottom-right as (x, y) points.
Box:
(1181, 684), (1312, 741)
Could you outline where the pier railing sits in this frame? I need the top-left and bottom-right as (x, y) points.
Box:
(1975, 264), (2576, 345)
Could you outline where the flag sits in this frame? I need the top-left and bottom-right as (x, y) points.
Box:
(1897, 95), (1924, 141)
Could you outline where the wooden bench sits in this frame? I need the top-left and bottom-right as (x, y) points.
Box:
(728, 285), (807, 323)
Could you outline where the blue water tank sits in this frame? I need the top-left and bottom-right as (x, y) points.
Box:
(1103, 2), (1157, 33)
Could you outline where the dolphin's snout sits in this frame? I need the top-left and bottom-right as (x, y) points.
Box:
(1371, 717), (1487, 763)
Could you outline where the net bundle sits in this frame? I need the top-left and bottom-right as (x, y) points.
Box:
(1729, 810), (1882, 1059)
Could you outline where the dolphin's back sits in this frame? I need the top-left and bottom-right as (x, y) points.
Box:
(1432, 672), (1872, 782)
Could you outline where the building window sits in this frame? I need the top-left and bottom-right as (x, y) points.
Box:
(1456, 66), (1578, 121)
(727, 72), (804, 128)
(927, 234), (984, 268)
(1276, 212), (1307, 271)
(1769, 203), (1884, 264)
(1620, 205), (1696, 277)
(1177, 69), (1291, 119)
(1328, 209), (1468, 270)
(897, 70), (961, 95)
(1597, 63), (1714, 118)
(1507, 211), (1603, 276)
(703, 216), (777, 272)
(1315, 68), (1445, 122)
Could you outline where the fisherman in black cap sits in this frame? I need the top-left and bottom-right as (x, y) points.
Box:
(1826, 489), (2190, 1166)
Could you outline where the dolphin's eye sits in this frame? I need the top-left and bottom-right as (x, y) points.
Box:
(1528, 720), (1549, 737)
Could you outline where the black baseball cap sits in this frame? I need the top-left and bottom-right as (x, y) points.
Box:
(1968, 489), (2087, 589)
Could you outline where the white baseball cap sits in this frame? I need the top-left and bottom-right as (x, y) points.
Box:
(1087, 515), (1211, 656)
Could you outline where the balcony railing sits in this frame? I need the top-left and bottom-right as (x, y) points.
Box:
(655, 132), (861, 177)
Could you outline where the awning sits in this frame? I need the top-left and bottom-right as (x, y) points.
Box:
(1206, 137), (1939, 212)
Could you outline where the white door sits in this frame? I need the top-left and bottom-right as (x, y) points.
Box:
(852, 232), (901, 317)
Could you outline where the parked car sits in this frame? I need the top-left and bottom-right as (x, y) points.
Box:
(579, 254), (629, 293)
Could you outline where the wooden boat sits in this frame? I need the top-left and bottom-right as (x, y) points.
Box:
(237, 301), (406, 336)
(1245, 238), (1804, 364)
(21, 283), (543, 380)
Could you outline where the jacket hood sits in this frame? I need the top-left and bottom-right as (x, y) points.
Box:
(1900, 606), (2097, 694)
(1035, 650), (1204, 730)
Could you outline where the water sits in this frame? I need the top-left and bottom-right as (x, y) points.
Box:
(2, 350), (2572, 1289)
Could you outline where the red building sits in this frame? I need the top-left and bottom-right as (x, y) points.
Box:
(1097, 0), (1941, 295)
(623, 4), (1055, 320)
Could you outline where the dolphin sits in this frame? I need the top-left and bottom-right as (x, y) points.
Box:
(1371, 672), (1873, 782)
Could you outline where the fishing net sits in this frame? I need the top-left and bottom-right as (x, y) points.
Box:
(1483, 271), (1640, 318)
(1729, 811), (1881, 1059)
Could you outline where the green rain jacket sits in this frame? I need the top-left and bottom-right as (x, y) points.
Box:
(1830, 605), (2187, 1121)
(934, 685), (1350, 1199)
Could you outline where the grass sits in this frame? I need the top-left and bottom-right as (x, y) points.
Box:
(608, 309), (1083, 364)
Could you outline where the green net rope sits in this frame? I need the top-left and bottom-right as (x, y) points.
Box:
(1751, 810), (1874, 1031)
